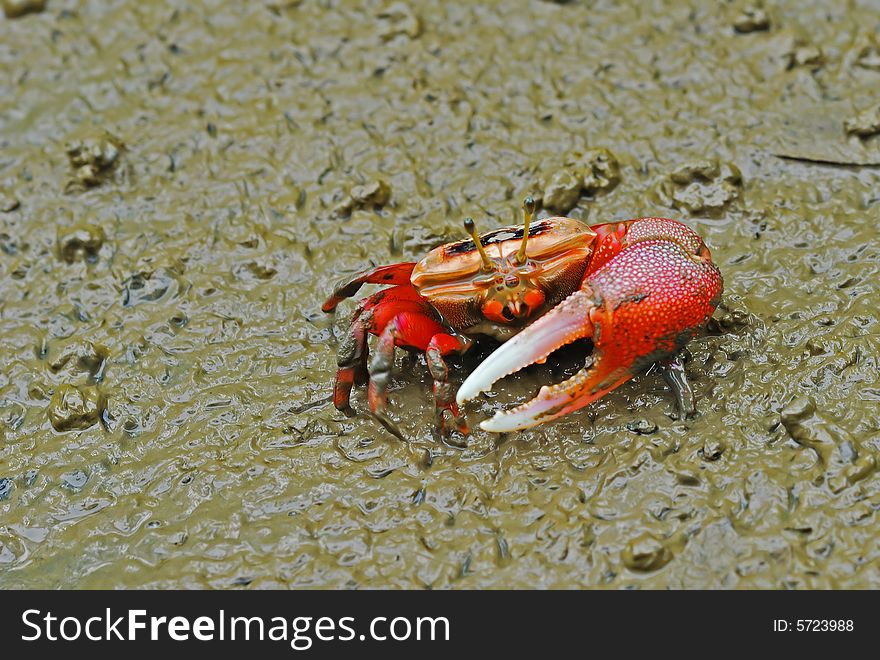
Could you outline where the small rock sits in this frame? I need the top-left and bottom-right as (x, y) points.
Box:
(61, 470), (89, 492)
(854, 36), (880, 71)
(3, 0), (46, 19)
(57, 224), (105, 263)
(542, 169), (582, 213)
(332, 197), (355, 218)
(0, 477), (12, 500)
(568, 148), (620, 196)
(350, 180), (391, 207)
(657, 159), (742, 216)
(335, 180), (392, 218)
(622, 533), (673, 572)
(669, 160), (719, 184)
(377, 3), (421, 41)
(48, 384), (105, 432)
(1, 232), (21, 255)
(844, 105), (880, 139)
(786, 42), (824, 71)
(700, 438), (725, 461)
(626, 419), (658, 435)
(65, 133), (124, 190)
(733, 7), (770, 34)
(856, 51), (880, 71)
(0, 190), (20, 213)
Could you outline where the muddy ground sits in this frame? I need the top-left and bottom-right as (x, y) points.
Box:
(1, 0), (879, 588)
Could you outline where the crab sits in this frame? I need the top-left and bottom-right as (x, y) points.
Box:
(322, 197), (722, 437)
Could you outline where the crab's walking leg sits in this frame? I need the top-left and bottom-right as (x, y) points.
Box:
(332, 309), (370, 413)
(322, 263), (416, 312)
(658, 352), (696, 420)
(458, 238), (723, 432)
(366, 309), (470, 439)
(368, 315), (407, 440)
(426, 333), (472, 436)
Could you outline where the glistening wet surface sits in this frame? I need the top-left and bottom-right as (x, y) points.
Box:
(1, 0), (878, 588)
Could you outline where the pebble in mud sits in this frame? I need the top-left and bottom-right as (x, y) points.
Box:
(733, 7), (770, 34)
(626, 419), (658, 435)
(569, 148), (621, 196)
(854, 35), (880, 71)
(0, 477), (12, 501)
(700, 438), (726, 461)
(543, 148), (621, 213)
(3, 0), (879, 592)
(622, 533), (673, 572)
(655, 159), (742, 216)
(2, 0), (46, 18)
(376, 3), (421, 41)
(844, 105), (880, 139)
(65, 133), (124, 190)
(334, 180), (392, 217)
(57, 224), (106, 263)
(542, 170), (582, 214)
(784, 40), (824, 71)
(351, 180), (391, 207)
(0, 190), (20, 213)
(47, 384), (105, 432)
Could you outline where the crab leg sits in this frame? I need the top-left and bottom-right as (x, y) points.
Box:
(367, 311), (471, 439)
(457, 239), (722, 432)
(322, 262), (416, 313)
(333, 309), (370, 412)
(658, 352), (696, 420)
(426, 333), (472, 436)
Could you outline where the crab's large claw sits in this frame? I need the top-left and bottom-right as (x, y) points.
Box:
(457, 239), (723, 432)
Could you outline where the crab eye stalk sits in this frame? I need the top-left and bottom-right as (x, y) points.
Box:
(515, 195), (536, 265)
(463, 217), (494, 272)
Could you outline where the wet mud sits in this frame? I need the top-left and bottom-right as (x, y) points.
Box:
(1, 0), (878, 588)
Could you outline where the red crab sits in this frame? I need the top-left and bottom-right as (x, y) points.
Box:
(322, 197), (722, 437)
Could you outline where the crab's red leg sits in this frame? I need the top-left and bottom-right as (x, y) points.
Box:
(426, 333), (472, 436)
(322, 263), (416, 313)
(328, 279), (471, 439)
(332, 309), (369, 412)
(458, 220), (722, 432)
(367, 314), (407, 439)
(366, 305), (470, 439)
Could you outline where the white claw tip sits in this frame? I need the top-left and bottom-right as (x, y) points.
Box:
(479, 415), (517, 433)
(455, 382), (481, 406)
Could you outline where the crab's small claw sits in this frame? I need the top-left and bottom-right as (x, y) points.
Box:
(458, 239), (723, 432)
(455, 289), (597, 409)
(456, 288), (629, 432)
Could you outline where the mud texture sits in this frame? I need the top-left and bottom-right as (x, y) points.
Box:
(1, 1), (879, 588)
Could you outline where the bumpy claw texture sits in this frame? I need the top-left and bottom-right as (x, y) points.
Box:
(460, 235), (723, 432)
